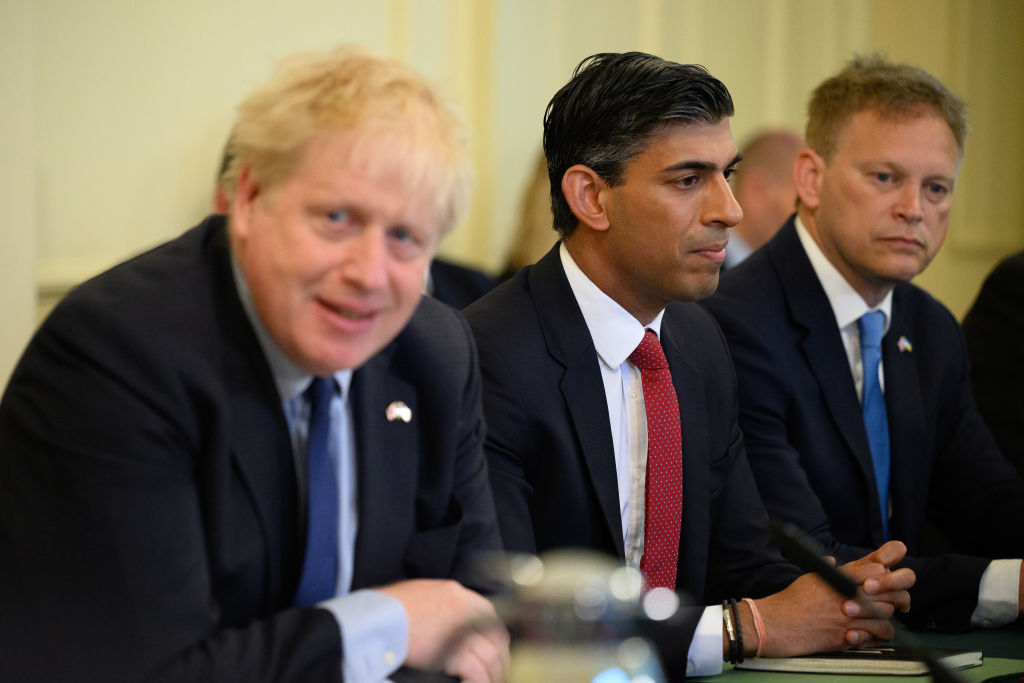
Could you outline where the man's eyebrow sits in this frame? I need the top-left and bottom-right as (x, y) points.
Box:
(662, 154), (743, 173)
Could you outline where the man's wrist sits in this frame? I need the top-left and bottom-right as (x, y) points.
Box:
(734, 599), (761, 658)
(322, 589), (408, 681)
(743, 597), (767, 657)
(722, 598), (765, 661)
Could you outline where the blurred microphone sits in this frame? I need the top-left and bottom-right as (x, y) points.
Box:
(769, 518), (973, 683)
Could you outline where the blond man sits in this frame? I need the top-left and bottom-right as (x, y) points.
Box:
(0, 46), (507, 682)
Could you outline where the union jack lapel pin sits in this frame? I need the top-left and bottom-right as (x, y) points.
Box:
(897, 336), (913, 353)
(386, 401), (412, 423)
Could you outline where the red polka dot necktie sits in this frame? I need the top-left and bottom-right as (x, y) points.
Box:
(628, 329), (682, 590)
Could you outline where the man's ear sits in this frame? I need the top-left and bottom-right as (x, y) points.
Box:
(231, 165), (261, 238)
(561, 164), (611, 232)
(794, 149), (824, 211)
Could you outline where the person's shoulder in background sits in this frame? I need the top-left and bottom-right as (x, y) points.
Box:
(963, 250), (1024, 477)
(428, 258), (498, 310)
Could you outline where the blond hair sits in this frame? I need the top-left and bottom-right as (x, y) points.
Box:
(806, 54), (968, 161)
(222, 45), (473, 232)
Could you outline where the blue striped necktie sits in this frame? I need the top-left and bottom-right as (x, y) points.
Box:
(294, 376), (339, 606)
(858, 311), (890, 541)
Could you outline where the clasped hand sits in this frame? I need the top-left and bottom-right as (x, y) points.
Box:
(753, 540), (915, 657)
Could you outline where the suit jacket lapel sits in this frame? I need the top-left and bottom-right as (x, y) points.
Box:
(226, 364), (298, 601)
(882, 287), (928, 540)
(211, 222), (300, 604)
(529, 248), (625, 557)
(768, 222), (877, 485)
(349, 343), (419, 588)
(659, 317), (710, 595)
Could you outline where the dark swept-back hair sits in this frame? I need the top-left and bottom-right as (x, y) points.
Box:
(543, 51), (734, 237)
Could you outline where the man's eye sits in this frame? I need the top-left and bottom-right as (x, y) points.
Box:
(925, 182), (950, 200)
(387, 225), (428, 261)
(327, 209), (350, 223)
(875, 172), (892, 183)
(724, 167), (738, 182)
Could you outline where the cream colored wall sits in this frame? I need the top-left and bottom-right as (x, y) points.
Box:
(31, 1), (397, 309)
(4, 0), (1023, 386)
(0, 0), (37, 390)
(866, 0), (1024, 320)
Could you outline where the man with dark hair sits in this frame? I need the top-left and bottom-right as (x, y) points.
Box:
(703, 55), (1024, 633)
(465, 51), (914, 678)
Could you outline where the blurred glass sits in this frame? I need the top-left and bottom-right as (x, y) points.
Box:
(478, 549), (670, 683)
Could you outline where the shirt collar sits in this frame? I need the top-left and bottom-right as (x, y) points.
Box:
(795, 215), (892, 334)
(230, 251), (352, 403)
(559, 242), (665, 370)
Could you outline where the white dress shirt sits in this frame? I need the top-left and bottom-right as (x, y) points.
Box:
(560, 244), (723, 676)
(796, 216), (1022, 628)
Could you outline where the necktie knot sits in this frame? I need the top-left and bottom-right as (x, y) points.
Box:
(305, 376), (335, 414)
(858, 311), (886, 351)
(629, 329), (669, 372)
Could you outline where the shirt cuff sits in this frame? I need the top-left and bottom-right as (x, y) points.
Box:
(687, 605), (725, 677)
(321, 589), (408, 682)
(970, 558), (1022, 628)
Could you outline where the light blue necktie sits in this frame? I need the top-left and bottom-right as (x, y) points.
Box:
(294, 376), (339, 606)
(858, 311), (890, 541)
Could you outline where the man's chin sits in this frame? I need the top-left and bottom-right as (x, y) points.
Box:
(293, 312), (418, 375)
(290, 342), (377, 376)
(681, 274), (720, 302)
(878, 261), (929, 285)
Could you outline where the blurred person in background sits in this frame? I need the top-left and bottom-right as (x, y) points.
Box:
(723, 128), (803, 270)
(963, 250), (1024, 477)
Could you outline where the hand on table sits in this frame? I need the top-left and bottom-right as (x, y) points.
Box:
(380, 579), (510, 683)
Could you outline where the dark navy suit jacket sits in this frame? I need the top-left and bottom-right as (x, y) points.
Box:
(0, 216), (501, 682)
(963, 250), (1024, 477)
(429, 258), (497, 310)
(464, 246), (801, 674)
(703, 217), (1024, 632)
